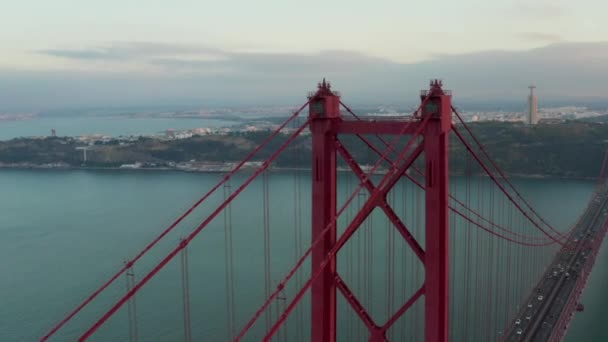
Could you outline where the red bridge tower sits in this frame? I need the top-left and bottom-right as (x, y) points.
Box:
(308, 79), (452, 342)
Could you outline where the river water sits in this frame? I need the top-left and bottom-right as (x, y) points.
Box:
(0, 169), (605, 341)
(0, 117), (236, 140)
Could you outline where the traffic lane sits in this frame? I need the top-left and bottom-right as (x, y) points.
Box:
(505, 217), (604, 339)
(528, 201), (608, 340)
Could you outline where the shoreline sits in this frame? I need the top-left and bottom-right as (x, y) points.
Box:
(0, 164), (599, 181)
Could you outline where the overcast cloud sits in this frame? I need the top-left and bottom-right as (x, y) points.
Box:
(2, 41), (608, 111)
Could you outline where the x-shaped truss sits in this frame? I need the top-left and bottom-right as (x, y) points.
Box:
(333, 138), (427, 341)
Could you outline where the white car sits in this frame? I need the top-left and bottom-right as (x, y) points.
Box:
(515, 319), (521, 325)
(538, 295), (544, 301)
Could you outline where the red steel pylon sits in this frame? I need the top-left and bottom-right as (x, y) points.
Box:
(308, 79), (452, 342)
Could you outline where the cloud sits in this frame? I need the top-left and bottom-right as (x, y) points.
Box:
(38, 42), (395, 76)
(517, 32), (563, 43)
(511, 2), (566, 18)
(39, 48), (123, 60)
(181, 50), (392, 75)
(6, 41), (608, 111)
(36, 42), (225, 61)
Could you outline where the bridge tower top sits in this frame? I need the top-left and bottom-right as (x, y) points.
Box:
(308, 78), (341, 119)
(420, 78), (453, 133)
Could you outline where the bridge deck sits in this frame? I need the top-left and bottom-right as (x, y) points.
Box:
(504, 183), (608, 341)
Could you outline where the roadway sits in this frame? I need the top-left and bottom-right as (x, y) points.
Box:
(503, 182), (608, 341)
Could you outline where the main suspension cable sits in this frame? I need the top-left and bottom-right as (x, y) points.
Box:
(42, 100), (312, 341)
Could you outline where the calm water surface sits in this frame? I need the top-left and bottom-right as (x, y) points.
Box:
(0, 170), (604, 341)
(0, 117), (236, 140)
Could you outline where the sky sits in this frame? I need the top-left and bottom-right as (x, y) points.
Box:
(1, 0), (608, 111)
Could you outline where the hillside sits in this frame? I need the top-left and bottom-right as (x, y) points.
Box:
(1, 121), (607, 178)
(580, 114), (608, 124)
(449, 122), (608, 178)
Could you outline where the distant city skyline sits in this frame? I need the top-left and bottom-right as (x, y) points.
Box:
(1, 1), (608, 110)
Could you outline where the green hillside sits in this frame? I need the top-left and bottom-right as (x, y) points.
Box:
(1, 121), (607, 178)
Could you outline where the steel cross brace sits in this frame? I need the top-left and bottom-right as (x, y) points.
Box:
(262, 125), (428, 341)
(335, 273), (425, 342)
(335, 139), (425, 262)
(332, 138), (426, 341)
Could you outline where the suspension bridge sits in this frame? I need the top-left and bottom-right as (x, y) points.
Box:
(41, 80), (608, 342)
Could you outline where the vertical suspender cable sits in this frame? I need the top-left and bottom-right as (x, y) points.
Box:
(180, 239), (192, 342)
(293, 144), (303, 342)
(42, 104), (311, 342)
(401, 180), (408, 342)
(281, 290), (288, 342)
(78, 117), (312, 342)
(367, 201), (373, 319)
(518, 207), (525, 303)
(362, 197), (368, 314)
(474, 169), (482, 341)
(385, 194), (390, 335)
(508, 195), (515, 318)
(415, 163), (423, 342)
(487, 176), (495, 340)
(263, 170), (272, 335)
(275, 289), (286, 342)
(223, 179), (236, 341)
(405, 180), (413, 342)
(480, 167), (486, 340)
(448, 181), (455, 340)
(357, 191), (364, 340)
(345, 172), (354, 341)
(124, 261), (138, 342)
(495, 180), (503, 336)
(363, 190), (369, 317)
(388, 187), (395, 340)
(463, 149), (471, 342)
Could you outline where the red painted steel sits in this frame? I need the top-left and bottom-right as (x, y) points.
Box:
(334, 274), (378, 332)
(40, 100), (311, 342)
(309, 78), (339, 342)
(450, 207), (558, 247)
(340, 105), (562, 246)
(335, 141), (425, 259)
(78, 118), (312, 341)
(452, 126), (567, 246)
(336, 120), (417, 135)
(301, 79), (453, 342)
(422, 81), (452, 342)
(45, 79), (607, 342)
(452, 108), (569, 241)
(340, 117), (557, 245)
(257, 90), (433, 341)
